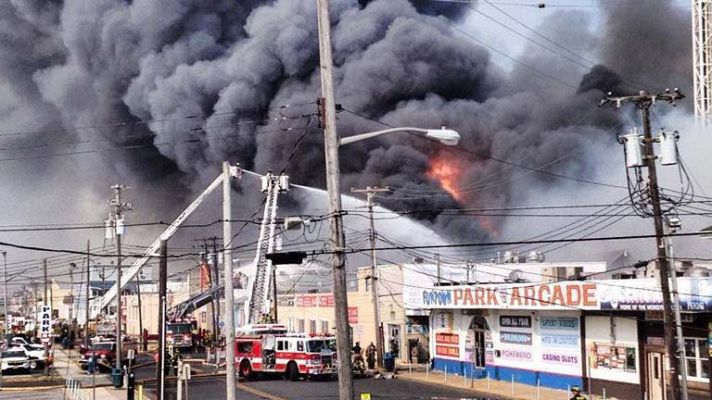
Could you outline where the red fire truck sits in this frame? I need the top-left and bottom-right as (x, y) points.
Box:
(166, 320), (196, 350)
(235, 324), (337, 381)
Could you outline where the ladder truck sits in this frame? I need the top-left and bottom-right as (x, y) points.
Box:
(89, 165), (243, 326)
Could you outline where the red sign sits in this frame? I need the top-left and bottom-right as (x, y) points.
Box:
(348, 307), (358, 324)
(435, 332), (459, 358)
(296, 294), (335, 307)
(435, 333), (459, 345)
(436, 345), (460, 357)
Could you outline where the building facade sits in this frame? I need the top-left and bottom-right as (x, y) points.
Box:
(404, 277), (712, 399)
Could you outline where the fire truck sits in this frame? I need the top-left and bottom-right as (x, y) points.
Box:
(166, 320), (196, 350)
(235, 324), (337, 381)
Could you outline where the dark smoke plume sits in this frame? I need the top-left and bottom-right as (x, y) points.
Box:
(0, 0), (695, 250)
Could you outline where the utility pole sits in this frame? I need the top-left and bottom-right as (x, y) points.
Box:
(210, 237), (221, 339)
(43, 259), (48, 311)
(157, 240), (167, 400)
(69, 262), (77, 337)
(351, 186), (389, 368)
(666, 231), (689, 400)
(1, 251), (7, 335)
(602, 89), (684, 400)
(436, 254), (441, 286)
(43, 259), (49, 377)
(223, 161), (237, 400)
(317, 0), (354, 397)
(85, 240), (90, 348)
(272, 266), (278, 323)
(195, 239), (218, 341)
(136, 274), (144, 351)
(108, 184), (132, 373)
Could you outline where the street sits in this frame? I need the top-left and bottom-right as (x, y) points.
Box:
(0, 388), (63, 400)
(145, 375), (500, 400)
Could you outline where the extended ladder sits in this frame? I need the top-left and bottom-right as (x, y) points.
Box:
(246, 173), (289, 324)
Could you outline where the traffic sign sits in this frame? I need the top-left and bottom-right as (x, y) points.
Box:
(40, 305), (51, 338)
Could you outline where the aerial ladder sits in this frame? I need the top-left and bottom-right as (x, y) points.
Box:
(91, 165), (243, 318)
(246, 172), (289, 324)
(154, 171), (288, 326)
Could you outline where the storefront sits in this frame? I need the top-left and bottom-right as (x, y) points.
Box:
(405, 277), (712, 397)
(429, 308), (583, 390)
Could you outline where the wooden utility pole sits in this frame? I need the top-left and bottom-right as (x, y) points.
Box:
(109, 184), (131, 372)
(601, 89), (684, 400)
(317, 0), (354, 398)
(85, 241), (90, 347)
(195, 239), (218, 341)
(351, 186), (389, 368)
(157, 240), (167, 400)
(43, 259), (48, 310)
(42, 258), (49, 377)
(136, 274), (144, 351)
(210, 237), (221, 339)
(69, 262), (76, 337)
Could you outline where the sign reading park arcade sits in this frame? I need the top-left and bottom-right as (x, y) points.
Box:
(403, 278), (712, 311)
(414, 282), (596, 310)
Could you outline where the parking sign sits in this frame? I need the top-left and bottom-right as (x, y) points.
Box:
(40, 305), (51, 338)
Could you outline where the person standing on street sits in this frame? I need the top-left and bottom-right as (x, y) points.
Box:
(366, 342), (376, 370)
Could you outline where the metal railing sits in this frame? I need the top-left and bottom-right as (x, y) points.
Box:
(65, 376), (87, 400)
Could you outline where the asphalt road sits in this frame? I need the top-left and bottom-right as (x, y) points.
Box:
(146, 375), (498, 400)
(0, 388), (63, 400)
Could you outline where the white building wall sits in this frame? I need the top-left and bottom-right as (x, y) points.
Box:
(584, 316), (640, 384)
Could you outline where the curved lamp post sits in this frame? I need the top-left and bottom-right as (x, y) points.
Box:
(338, 126), (461, 372)
(339, 127), (460, 146)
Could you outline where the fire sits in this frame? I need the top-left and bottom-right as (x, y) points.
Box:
(427, 154), (464, 201)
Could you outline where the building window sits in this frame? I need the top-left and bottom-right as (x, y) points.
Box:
(310, 320), (317, 334)
(684, 337), (710, 380)
(365, 278), (372, 293)
(298, 319), (305, 333)
(321, 320), (329, 333)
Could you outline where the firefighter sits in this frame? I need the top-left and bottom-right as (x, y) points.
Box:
(352, 342), (362, 356)
(366, 342), (376, 370)
(569, 385), (586, 400)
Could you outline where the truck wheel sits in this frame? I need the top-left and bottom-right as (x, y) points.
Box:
(239, 360), (253, 380)
(29, 361), (37, 370)
(287, 362), (300, 382)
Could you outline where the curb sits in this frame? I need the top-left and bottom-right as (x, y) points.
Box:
(398, 374), (508, 400)
(0, 384), (65, 391)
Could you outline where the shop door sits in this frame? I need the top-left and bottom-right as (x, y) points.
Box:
(647, 352), (665, 400)
(473, 330), (485, 368)
(388, 324), (400, 358)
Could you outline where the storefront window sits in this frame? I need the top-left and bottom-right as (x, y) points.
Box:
(625, 348), (636, 372)
(682, 337), (710, 381)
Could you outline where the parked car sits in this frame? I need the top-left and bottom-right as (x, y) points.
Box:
(10, 337), (29, 346)
(16, 344), (50, 369)
(1, 348), (32, 373)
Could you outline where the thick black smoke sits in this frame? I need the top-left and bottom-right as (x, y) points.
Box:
(0, 0), (694, 248)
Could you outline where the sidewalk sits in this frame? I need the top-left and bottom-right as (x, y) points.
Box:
(55, 348), (129, 400)
(396, 366), (572, 400)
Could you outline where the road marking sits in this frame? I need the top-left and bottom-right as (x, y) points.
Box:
(236, 383), (286, 400)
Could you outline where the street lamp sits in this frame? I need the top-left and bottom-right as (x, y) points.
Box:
(339, 127), (460, 146)
(317, 2), (461, 398)
(341, 127), (459, 370)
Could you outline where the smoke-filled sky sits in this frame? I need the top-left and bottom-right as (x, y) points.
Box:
(0, 0), (707, 292)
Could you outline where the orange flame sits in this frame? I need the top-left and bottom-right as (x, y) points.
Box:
(427, 154), (464, 201)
